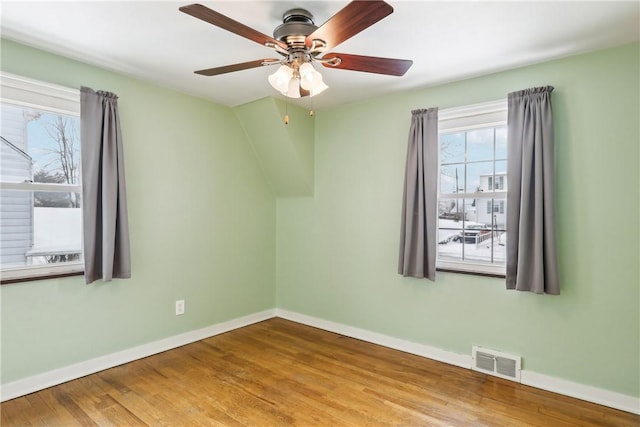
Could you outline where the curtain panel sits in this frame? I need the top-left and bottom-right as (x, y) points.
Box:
(506, 86), (559, 294)
(398, 108), (439, 280)
(80, 87), (131, 285)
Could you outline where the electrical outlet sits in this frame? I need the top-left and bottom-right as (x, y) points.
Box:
(175, 300), (185, 315)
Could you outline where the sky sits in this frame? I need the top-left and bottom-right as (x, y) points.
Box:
(26, 109), (80, 183)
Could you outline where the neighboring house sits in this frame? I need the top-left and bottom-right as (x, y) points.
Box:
(476, 171), (507, 227)
(0, 134), (33, 268)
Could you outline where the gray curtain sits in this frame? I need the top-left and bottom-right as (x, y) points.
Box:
(80, 87), (131, 285)
(398, 108), (438, 280)
(506, 86), (559, 294)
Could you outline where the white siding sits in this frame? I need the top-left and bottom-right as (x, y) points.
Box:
(1, 104), (27, 150)
(1, 105), (33, 267)
(476, 172), (507, 227)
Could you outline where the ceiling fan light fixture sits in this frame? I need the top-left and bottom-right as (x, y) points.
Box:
(268, 65), (294, 93)
(287, 76), (302, 98)
(270, 62), (328, 98)
(299, 63), (327, 94)
(298, 62), (316, 90)
(307, 71), (326, 92)
(310, 80), (329, 97)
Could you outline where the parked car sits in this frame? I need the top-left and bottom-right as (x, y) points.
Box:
(458, 224), (491, 244)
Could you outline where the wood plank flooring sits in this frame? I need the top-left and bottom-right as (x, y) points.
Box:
(2, 318), (638, 426)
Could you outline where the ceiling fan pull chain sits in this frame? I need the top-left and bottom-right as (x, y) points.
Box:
(283, 102), (289, 125)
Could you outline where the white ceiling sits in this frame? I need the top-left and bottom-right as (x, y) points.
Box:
(2, 1), (638, 109)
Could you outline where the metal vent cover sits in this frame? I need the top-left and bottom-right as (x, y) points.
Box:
(496, 355), (517, 378)
(476, 351), (495, 372)
(472, 346), (521, 382)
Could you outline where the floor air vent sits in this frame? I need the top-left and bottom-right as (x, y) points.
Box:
(472, 346), (521, 382)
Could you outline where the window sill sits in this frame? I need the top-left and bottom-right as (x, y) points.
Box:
(436, 260), (505, 278)
(1, 264), (84, 285)
(437, 267), (505, 279)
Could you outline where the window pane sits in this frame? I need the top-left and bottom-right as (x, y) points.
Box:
(438, 213), (464, 261)
(29, 113), (81, 185)
(438, 236), (463, 262)
(440, 164), (465, 194)
(477, 198), (507, 230)
(438, 197), (470, 222)
(467, 161), (493, 193)
(1, 105), (80, 185)
(466, 128), (494, 162)
(0, 190), (82, 268)
(440, 132), (465, 163)
(461, 227), (506, 265)
(438, 206), (506, 265)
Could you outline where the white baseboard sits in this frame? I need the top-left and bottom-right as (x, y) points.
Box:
(275, 308), (472, 368)
(0, 309), (276, 402)
(3, 307), (638, 415)
(276, 308), (640, 415)
(521, 371), (640, 415)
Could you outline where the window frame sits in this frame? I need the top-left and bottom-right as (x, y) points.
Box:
(437, 99), (508, 277)
(0, 72), (83, 284)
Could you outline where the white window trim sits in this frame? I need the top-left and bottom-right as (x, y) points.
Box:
(439, 99), (507, 133)
(437, 259), (506, 276)
(437, 99), (508, 276)
(1, 73), (83, 282)
(0, 182), (81, 192)
(0, 72), (80, 116)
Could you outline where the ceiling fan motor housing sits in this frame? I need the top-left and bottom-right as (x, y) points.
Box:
(273, 8), (318, 47)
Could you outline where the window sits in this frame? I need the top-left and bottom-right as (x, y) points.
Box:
(486, 199), (505, 214)
(487, 175), (504, 190)
(437, 100), (507, 276)
(1, 72), (83, 282)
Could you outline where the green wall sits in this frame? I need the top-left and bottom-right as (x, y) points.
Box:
(2, 38), (638, 400)
(234, 97), (315, 197)
(0, 39), (276, 383)
(276, 43), (640, 397)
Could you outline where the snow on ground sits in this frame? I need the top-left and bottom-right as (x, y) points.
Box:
(438, 219), (505, 264)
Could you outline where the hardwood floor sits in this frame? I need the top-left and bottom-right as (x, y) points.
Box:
(2, 318), (638, 426)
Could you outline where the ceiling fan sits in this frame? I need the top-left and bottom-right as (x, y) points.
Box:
(179, 1), (413, 99)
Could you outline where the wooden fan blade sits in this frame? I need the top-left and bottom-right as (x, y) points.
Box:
(320, 53), (413, 76)
(306, 1), (393, 50)
(195, 59), (279, 76)
(180, 4), (287, 50)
